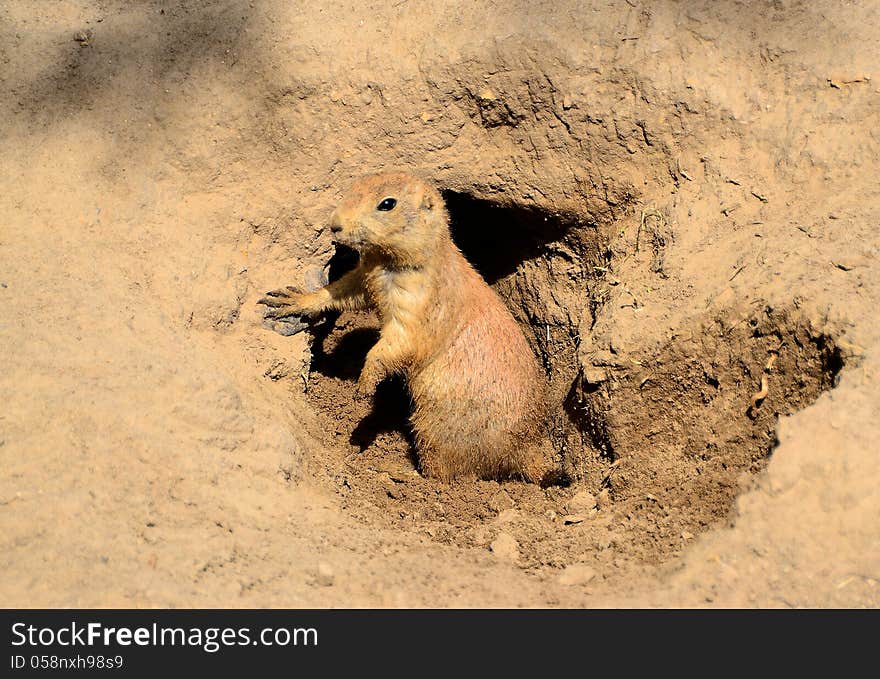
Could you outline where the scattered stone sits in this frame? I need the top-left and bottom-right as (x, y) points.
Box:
(596, 488), (612, 511)
(488, 489), (515, 512)
(495, 509), (520, 524)
(566, 490), (597, 513)
(582, 367), (607, 385)
(558, 564), (597, 586)
(489, 533), (519, 561)
(303, 266), (329, 292)
(375, 463), (412, 484)
(681, 530), (695, 541)
(262, 315), (310, 337)
(315, 562), (334, 587)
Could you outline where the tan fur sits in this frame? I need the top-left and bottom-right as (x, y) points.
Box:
(259, 172), (552, 483)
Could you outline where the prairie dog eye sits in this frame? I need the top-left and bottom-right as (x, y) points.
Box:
(376, 197), (397, 211)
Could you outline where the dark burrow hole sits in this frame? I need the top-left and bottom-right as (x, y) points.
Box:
(441, 190), (589, 284)
(563, 307), (848, 526)
(295, 187), (850, 576)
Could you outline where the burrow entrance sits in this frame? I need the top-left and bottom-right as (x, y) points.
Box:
(295, 188), (845, 583)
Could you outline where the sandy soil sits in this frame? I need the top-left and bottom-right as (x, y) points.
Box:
(1, 0), (878, 608)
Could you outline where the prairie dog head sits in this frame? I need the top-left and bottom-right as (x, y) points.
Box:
(328, 173), (448, 265)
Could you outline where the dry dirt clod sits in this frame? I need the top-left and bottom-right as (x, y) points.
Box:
(489, 533), (520, 561)
(488, 489), (515, 512)
(374, 463), (412, 484)
(469, 525), (492, 546)
(376, 471), (402, 499)
(558, 564), (597, 586)
(582, 367), (607, 385)
(596, 488), (612, 511)
(566, 490), (597, 513)
(494, 509), (520, 524)
(315, 562), (335, 587)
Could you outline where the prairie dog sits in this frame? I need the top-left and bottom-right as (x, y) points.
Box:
(260, 172), (553, 483)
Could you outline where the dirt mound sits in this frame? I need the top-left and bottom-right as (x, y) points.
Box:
(1, 0), (878, 607)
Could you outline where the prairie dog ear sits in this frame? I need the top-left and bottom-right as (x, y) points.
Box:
(419, 186), (437, 211)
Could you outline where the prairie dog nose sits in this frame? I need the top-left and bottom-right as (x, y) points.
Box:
(330, 223), (342, 234)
